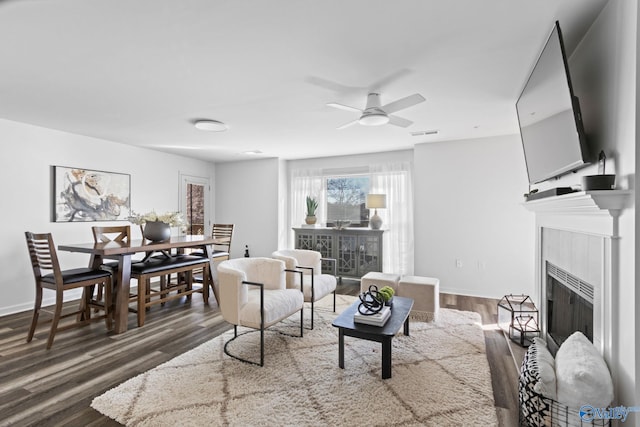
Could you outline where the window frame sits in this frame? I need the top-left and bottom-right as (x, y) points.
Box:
(324, 174), (370, 228)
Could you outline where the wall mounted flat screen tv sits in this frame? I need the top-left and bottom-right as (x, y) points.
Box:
(516, 21), (590, 185)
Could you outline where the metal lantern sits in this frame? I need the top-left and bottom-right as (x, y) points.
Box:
(497, 294), (540, 347)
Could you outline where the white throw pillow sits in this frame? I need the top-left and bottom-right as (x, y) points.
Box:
(530, 338), (557, 399)
(555, 331), (614, 408)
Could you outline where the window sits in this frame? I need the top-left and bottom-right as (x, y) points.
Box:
(325, 175), (369, 227)
(185, 183), (205, 235)
(180, 173), (209, 236)
(290, 161), (414, 274)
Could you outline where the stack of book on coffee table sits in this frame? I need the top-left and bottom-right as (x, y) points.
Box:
(354, 305), (391, 326)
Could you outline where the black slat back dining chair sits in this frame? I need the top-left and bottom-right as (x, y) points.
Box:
(190, 223), (234, 260)
(192, 224), (234, 297)
(25, 231), (113, 349)
(210, 223), (234, 261)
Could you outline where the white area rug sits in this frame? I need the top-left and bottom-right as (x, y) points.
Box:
(92, 295), (498, 426)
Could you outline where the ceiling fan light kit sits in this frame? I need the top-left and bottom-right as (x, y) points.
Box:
(328, 92), (425, 129)
(194, 120), (228, 132)
(359, 112), (389, 126)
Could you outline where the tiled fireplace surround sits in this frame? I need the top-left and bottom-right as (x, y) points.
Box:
(524, 190), (632, 365)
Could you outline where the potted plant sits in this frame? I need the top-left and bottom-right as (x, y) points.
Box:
(305, 196), (318, 225)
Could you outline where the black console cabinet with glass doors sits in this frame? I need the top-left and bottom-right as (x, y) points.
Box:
(293, 227), (384, 280)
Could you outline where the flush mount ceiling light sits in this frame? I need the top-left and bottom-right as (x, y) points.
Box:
(194, 120), (228, 132)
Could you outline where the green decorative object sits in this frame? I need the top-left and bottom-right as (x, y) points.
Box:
(305, 196), (318, 225)
(306, 196), (318, 216)
(377, 285), (395, 306)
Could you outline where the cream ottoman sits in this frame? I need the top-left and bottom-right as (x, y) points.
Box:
(360, 272), (400, 294)
(397, 275), (440, 321)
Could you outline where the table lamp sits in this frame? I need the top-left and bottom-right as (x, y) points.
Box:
(366, 194), (387, 230)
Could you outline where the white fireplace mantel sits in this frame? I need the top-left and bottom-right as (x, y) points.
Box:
(523, 189), (633, 217)
(523, 189), (632, 362)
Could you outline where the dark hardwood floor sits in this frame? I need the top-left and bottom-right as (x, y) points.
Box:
(0, 280), (520, 426)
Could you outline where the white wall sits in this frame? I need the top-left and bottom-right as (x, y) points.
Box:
(277, 158), (288, 251)
(288, 150), (413, 171)
(0, 118), (214, 316)
(567, 0), (638, 411)
(214, 158), (280, 258)
(288, 145), (534, 299)
(636, 0), (640, 412)
(414, 134), (535, 299)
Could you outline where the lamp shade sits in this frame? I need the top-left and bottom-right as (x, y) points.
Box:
(366, 194), (387, 209)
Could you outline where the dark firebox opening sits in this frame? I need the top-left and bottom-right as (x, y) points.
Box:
(546, 275), (593, 355)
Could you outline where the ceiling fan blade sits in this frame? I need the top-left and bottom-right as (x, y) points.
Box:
(306, 76), (362, 94)
(381, 93), (425, 114)
(388, 115), (413, 128)
(337, 119), (359, 130)
(368, 68), (412, 92)
(327, 102), (362, 113)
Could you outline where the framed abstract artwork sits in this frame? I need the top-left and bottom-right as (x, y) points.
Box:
(53, 166), (131, 222)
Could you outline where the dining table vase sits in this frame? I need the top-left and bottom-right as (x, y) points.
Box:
(143, 221), (171, 242)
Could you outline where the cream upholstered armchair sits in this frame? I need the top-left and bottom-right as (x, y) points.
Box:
(217, 257), (304, 366)
(271, 249), (337, 330)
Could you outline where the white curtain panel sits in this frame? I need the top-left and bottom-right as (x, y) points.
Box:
(370, 162), (415, 275)
(289, 163), (414, 276)
(290, 167), (324, 228)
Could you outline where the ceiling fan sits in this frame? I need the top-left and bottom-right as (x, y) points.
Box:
(327, 92), (425, 129)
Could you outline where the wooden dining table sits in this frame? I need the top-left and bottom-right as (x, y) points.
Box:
(59, 235), (224, 334)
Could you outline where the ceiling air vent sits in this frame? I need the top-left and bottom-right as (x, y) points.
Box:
(410, 130), (438, 137)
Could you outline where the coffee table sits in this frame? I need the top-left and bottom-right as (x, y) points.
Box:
(332, 296), (414, 379)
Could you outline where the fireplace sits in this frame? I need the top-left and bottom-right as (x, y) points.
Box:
(545, 261), (594, 355)
(524, 189), (631, 364)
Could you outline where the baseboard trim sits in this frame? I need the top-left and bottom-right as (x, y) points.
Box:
(0, 284), (143, 317)
(503, 330), (527, 372)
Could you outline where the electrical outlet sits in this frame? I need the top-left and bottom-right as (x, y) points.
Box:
(455, 259), (463, 268)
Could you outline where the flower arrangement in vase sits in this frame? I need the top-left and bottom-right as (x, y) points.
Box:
(128, 210), (188, 241)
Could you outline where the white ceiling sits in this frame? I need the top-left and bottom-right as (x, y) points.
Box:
(0, 0), (608, 162)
